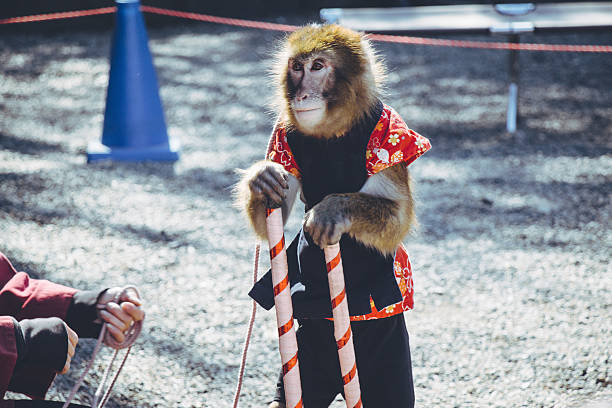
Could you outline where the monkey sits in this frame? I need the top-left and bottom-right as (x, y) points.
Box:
(235, 24), (431, 408)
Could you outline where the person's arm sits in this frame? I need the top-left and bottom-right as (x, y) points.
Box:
(0, 253), (80, 399)
(0, 315), (77, 400)
(0, 252), (111, 339)
(0, 251), (145, 400)
(0, 252), (76, 322)
(0, 316), (19, 399)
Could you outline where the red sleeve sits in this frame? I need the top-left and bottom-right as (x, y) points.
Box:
(365, 105), (431, 176)
(0, 252), (76, 322)
(0, 316), (18, 399)
(0, 252), (76, 399)
(265, 123), (301, 180)
(1, 316), (57, 400)
(2, 316), (57, 400)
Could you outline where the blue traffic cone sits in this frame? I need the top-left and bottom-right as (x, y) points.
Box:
(87, 0), (179, 162)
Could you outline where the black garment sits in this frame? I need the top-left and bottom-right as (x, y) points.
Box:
(65, 289), (106, 338)
(286, 100), (384, 211)
(249, 100), (403, 318)
(11, 289), (105, 372)
(13, 317), (67, 373)
(273, 313), (414, 408)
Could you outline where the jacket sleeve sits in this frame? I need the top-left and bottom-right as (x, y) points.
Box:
(0, 316), (18, 400)
(0, 252), (76, 321)
(0, 251), (77, 400)
(266, 122), (302, 180)
(365, 105), (431, 176)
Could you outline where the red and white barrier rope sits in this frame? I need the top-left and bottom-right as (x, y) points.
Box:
(0, 7), (116, 25)
(266, 207), (303, 408)
(368, 32), (612, 52)
(1, 6), (610, 53)
(140, 6), (298, 32)
(324, 244), (362, 408)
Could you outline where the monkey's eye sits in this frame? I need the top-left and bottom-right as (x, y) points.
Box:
(291, 61), (303, 71)
(311, 60), (324, 71)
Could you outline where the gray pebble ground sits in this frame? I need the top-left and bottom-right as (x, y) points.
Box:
(0, 11), (610, 408)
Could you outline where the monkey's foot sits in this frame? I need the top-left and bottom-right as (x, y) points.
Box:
(268, 402), (285, 408)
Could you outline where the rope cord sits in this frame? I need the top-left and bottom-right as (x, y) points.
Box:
(232, 129), (283, 407)
(0, 7), (116, 24)
(62, 286), (143, 408)
(0, 5), (610, 53)
(232, 244), (260, 408)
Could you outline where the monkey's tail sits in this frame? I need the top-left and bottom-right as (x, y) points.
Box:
(232, 244), (260, 408)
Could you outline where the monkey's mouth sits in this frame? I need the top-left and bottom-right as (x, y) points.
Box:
(293, 107), (325, 128)
(294, 108), (324, 119)
(294, 108), (322, 113)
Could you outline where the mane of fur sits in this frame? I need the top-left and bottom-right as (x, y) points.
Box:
(271, 24), (385, 139)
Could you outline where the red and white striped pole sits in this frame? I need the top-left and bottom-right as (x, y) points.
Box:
(324, 243), (363, 408)
(265, 207), (303, 408)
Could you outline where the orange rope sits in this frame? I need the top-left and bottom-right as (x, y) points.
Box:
(368, 32), (612, 52)
(0, 7), (116, 24)
(140, 6), (298, 32)
(1, 5), (610, 53)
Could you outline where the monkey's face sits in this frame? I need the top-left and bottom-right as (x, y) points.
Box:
(279, 24), (382, 138)
(287, 52), (334, 133)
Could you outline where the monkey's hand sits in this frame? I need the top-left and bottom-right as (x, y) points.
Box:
(303, 195), (352, 248)
(247, 161), (290, 208)
(235, 160), (300, 240)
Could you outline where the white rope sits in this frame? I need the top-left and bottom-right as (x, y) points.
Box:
(62, 286), (143, 408)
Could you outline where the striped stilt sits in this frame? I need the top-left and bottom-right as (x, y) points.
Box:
(324, 243), (363, 408)
(266, 207), (303, 408)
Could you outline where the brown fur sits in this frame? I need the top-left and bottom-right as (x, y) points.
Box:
(272, 24), (385, 138)
(238, 25), (415, 254)
(354, 164), (416, 253)
(233, 164), (268, 240)
(234, 161), (300, 241)
(305, 164), (415, 254)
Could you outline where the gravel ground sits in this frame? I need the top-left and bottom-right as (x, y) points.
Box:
(0, 13), (611, 408)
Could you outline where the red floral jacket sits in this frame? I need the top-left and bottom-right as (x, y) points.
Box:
(267, 104), (431, 321)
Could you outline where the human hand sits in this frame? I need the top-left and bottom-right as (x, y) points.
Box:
(59, 325), (78, 374)
(96, 287), (145, 347)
